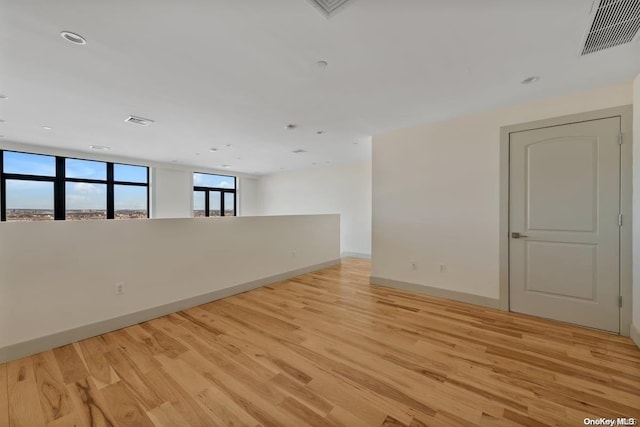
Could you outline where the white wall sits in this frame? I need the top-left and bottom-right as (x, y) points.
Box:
(257, 161), (372, 257)
(632, 74), (640, 345)
(372, 82), (633, 301)
(151, 167), (193, 218)
(239, 177), (260, 216)
(0, 215), (339, 360)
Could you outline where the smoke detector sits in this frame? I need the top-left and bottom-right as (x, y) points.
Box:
(305, 0), (357, 18)
(124, 116), (154, 126)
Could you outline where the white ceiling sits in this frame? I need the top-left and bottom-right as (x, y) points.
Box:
(0, 0), (639, 175)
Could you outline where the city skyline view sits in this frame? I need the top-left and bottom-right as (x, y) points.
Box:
(3, 151), (148, 212)
(2, 151), (239, 220)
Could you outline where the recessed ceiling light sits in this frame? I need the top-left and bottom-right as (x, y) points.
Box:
(209, 148), (218, 152)
(316, 60), (328, 68)
(43, 126), (53, 130)
(90, 145), (110, 150)
(60, 31), (87, 45)
(521, 76), (540, 85)
(221, 164), (231, 168)
(0, 94), (8, 100)
(286, 124), (297, 131)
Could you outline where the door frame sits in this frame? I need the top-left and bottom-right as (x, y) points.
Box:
(499, 105), (633, 336)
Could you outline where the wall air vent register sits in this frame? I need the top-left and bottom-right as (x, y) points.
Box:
(124, 116), (154, 126)
(305, 0), (356, 18)
(582, 0), (640, 55)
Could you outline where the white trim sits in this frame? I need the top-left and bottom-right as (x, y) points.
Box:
(0, 259), (340, 363)
(341, 252), (371, 259)
(370, 276), (499, 309)
(631, 323), (640, 350)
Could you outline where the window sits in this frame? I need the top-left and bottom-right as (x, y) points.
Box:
(193, 173), (236, 217)
(113, 164), (148, 219)
(65, 159), (108, 220)
(1, 150), (149, 221)
(2, 152), (56, 221)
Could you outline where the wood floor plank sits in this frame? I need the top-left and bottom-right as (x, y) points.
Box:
(65, 376), (117, 427)
(0, 364), (8, 427)
(31, 351), (73, 424)
(100, 381), (155, 427)
(75, 339), (119, 389)
(7, 358), (47, 427)
(142, 367), (217, 427)
(103, 348), (164, 411)
(1, 258), (639, 426)
(52, 345), (88, 385)
(146, 401), (190, 427)
(196, 386), (260, 427)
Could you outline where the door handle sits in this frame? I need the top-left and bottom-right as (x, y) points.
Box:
(511, 232), (528, 239)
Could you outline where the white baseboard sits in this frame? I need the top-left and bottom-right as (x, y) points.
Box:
(341, 252), (371, 259)
(631, 323), (640, 350)
(0, 259), (341, 363)
(370, 276), (500, 309)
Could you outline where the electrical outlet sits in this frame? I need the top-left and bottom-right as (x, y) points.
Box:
(115, 282), (125, 295)
(439, 264), (447, 273)
(411, 262), (417, 271)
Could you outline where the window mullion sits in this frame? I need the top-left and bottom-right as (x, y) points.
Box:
(54, 157), (65, 220)
(107, 163), (114, 219)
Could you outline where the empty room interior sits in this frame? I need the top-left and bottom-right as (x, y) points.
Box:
(1, 1), (640, 426)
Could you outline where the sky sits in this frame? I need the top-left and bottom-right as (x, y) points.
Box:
(4, 151), (148, 210)
(4, 151), (236, 211)
(193, 172), (235, 189)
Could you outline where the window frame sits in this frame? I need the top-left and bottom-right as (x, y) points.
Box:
(0, 149), (150, 221)
(193, 172), (236, 217)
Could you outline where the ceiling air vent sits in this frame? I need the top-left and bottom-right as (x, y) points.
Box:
(124, 115), (154, 126)
(292, 149), (308, 154)
(581, 0), (640, 55)
(305, 0), (356, 18)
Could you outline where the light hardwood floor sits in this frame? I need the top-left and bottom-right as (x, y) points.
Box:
(1, 258), (639, 426)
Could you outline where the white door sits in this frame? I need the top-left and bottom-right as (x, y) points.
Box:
(509, 117), (620, 333)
